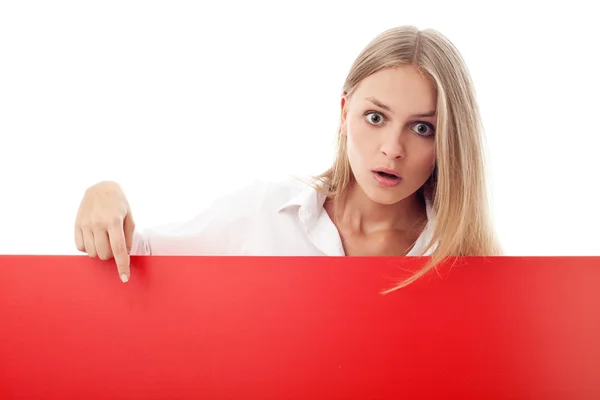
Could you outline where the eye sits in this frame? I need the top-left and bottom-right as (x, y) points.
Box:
(365, 111), (385, 125)
(411, 122), (435, 137)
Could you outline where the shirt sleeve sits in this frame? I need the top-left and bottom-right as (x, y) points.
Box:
(130, 180), (266, 256)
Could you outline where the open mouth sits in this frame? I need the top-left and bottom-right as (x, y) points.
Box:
(372, 170), (402, 187)
(375, 171), (399, 179)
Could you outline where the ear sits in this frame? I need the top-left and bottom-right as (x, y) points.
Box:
(340, 95), (349, 136)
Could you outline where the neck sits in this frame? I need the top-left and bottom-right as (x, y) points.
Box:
(330, 179), (427, 235)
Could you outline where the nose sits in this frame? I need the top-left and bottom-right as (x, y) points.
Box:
(379, 131), (404, 159)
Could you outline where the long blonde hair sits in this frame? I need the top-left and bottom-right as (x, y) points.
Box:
(314, 25), (502, 293)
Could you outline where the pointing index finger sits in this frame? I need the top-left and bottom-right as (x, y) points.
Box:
(108, 223), (131, 282)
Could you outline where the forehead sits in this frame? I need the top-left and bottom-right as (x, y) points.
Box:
(351, 66), (437, 114)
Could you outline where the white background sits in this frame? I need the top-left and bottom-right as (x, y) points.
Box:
(1, 1), (598, 255)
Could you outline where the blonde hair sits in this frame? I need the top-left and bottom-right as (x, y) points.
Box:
(314, 25), (502, 293)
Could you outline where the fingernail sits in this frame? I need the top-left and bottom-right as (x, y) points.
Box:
(121, 273), (129, 283)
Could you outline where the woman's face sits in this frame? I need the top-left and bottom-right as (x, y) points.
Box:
(342, 65), (438, 205)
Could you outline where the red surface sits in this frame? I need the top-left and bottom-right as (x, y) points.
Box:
(0, 255), (599, 399)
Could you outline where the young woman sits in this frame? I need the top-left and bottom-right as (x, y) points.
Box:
(74, 25), (502, 291)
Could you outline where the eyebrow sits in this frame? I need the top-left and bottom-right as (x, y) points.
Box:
(366, 97), (436, 118)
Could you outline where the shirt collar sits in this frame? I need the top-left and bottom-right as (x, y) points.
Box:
(277, 178), (344, 256)
(277, 177), (326, 214)
(277, 178), (438, 256)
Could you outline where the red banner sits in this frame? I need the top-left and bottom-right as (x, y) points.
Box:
(1, 255), (599, 399)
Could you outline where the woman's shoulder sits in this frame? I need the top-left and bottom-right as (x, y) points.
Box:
(232, 175), (323, 210)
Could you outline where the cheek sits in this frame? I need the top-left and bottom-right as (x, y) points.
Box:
(409, 143), (436, 175)
(345, 122), (372, 171)
(346, 117), (373, 149)
(345, 131), (362, 166)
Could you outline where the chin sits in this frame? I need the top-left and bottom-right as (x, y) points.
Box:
(361, 185), (411, 206)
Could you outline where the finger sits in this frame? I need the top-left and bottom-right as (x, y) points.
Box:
(123, 213), (135, 254)
(82, 227), (97, 258)
(93, 229), (113, 261)
(75, 226), (85, 253)
(107, 223), (130, 283)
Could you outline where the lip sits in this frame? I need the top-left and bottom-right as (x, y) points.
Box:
(372, 170), (402, 188)
(372, 167), (401, 178)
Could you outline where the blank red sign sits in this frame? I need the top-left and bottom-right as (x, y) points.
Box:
(0, 255), (599, 399)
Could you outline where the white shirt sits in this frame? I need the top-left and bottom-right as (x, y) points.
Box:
(131, 177), (436, 257)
